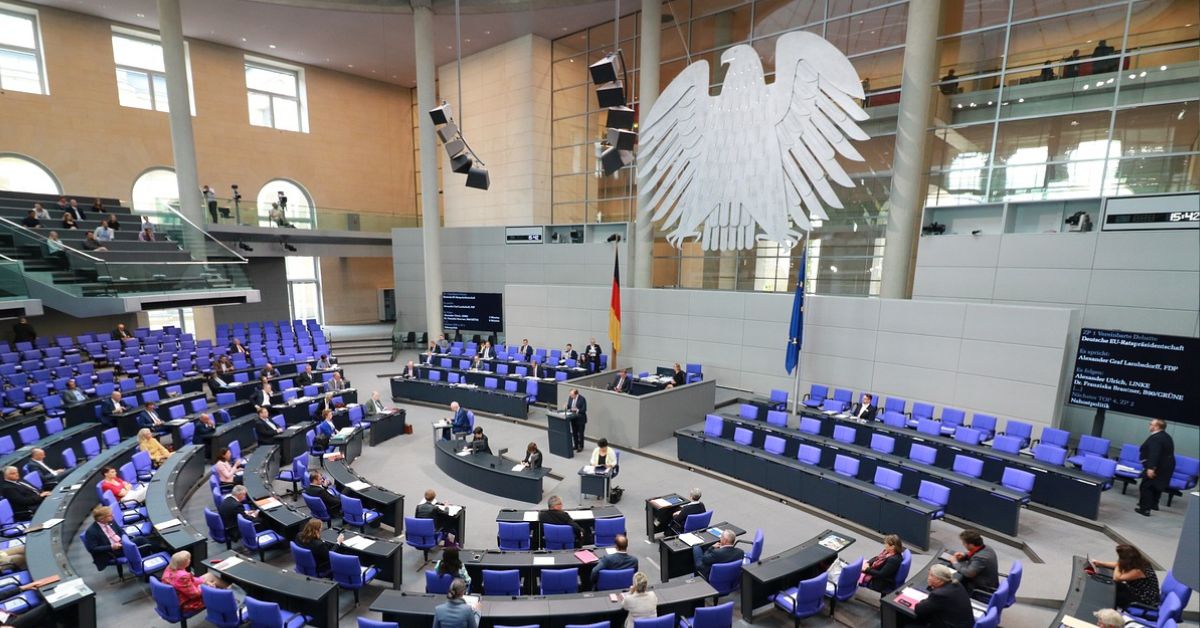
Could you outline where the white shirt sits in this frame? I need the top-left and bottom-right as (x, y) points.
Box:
(94, 226), (114, 242)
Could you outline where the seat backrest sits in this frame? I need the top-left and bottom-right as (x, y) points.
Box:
(425, 570), (454, 594)
(808, 384), (828, 401)
(150, 576), (182, 620)
(483, 569), (521, 595)
(798, 417), (820, 435)
(291, 542), (320, 577)
(832, 425), (855, 443)
(683, 510), (712, 532)
(821, 398), (845, 413)
(918, 480), (950, 507)
(1005, 420), (1032, 440)
(833, 454), (859, 478)
(870, 433), (895, 454)
(739, 404), (758, 420)
(766, 410), (788, 428)
(746, 529), (764, 563)
(916, 419), (941, 436)
(763, 435), (786, 456)
(595, 567), (635, 591)
(909, 443), (936, 465)
(972, 414), (998, 435)
(911, 403), (935, 421)
(884, 397), (906, 414)
(832, 389), (853, 404)
(708, 560), (743, 594)
(991, 435), (1022, 454)
(941, 407), (965, 426)
(954, 427), (982, 446)
(953, 455), (984, 478)
(1001, 467), (1035, 494)
(593, 516), (625, 547)
(874, 467), (903, 491)
(732, 427), (753, 446)
(1040, 427), (1070, 448)
(691, 601), (734, 628)
(1078, 435), (1110, 457)
(497, 521), (531, 549)
(1006, 560), (1023, 607)
(882, 411), (907, 429)
(330, 551), (365, 586)
(540, 567), (580, 595)
(797, 444), (821, 465)
(793, 573), (828, 615)
(1082, 455), (1116, 480)
(704, 415), (724, 437)
(1033, 444), (1067, 466)
(896, 549), (912, 589)
(1118, 443), (1141, 465)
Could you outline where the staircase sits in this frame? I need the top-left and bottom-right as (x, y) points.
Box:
(331, 334), (395, 365)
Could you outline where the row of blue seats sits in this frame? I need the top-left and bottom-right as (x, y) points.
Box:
(425, 369), (545, 402)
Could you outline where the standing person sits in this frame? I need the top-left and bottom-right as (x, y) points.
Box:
(912, 564), (975, 628)
(11, 317), (36, 343)
(621, 572), (658, 627)
(1062, 49), (1081, 77)
(583, 337), (603, 372)
(1136, 418), (1175, 516)
(1091, 545), (1160, 610)
(939, 68), (960, 94)
(564, 388), (587, 452)
(202, 185), (218, 222)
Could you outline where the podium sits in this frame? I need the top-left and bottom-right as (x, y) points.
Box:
(545, 410), (576, 459)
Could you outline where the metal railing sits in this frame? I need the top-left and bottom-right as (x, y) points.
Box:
(184, 196), (420, 233)
(0, 255), (29, 299)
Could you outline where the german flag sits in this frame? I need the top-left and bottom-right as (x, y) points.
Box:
(608, 249), (621, 358)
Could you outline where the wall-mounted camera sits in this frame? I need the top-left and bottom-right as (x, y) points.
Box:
(921, 222), (946, 235)
(1065, 211), (1093, 232)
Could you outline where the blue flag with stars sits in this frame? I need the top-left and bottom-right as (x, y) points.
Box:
(785, 248), (806, 375)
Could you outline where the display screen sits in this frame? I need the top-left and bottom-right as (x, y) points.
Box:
(442, 292), (503, 332)
(1068, 328), (1198, 425)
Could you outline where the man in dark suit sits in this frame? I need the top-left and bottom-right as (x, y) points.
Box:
(669, 489), (706, 534)
(259, 362), (280, 379)
(1136, 418), (1176, 516)
(913, 564), (975, 628)
(560, 343), (579, 364)
(539, 495), (583, 542)
(529, 361), (546, 379)
(253, 406), (282, 444)
(100, 390), (127, 428)
(583, 338), (603, 373)
(949, 529), (999, 594)
(253, 380), (274, 408)
(478, 341), (494, 360)
(112, 323), (132, 339)
(1, 466), (48, 519)
(693, 530), (744, 580)
(442, 402), (470, 440)
(400, 361), (418, 379)
(137, 401), (169, 439)
(195, 413), (217, 439)
(518, 339), (534, 362)
(853, 393), (878, 421)
(564, 389), (588, 452)
(218, 486), (261, 540)
(590, 534), (638, 587)
(11, 317), (35, 344)
(83, 505), (146, 571)
(414, 489), (456, 542)
(296, 364), (316, 387)
(609, 368), (632, 393)
(24, 448), (63, 489)
(228, 338), (248, 355)
(304, 471), (342, 517)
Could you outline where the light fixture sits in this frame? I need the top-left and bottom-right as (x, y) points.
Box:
(591, 45), (638, 175)
(1017, 97), (1025, 103)
(1160, 65), (1167, 71)
(429, 101), (490, 190)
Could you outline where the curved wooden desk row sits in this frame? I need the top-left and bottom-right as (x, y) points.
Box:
(495, 505), (623, 548)
(147, 444), (211, 568)
(435, 439), (550, 504)
(392, 377), (528, 419)
(712, 414), (1030, 536)
(371, 577), (718, 628)
(801, 410), (1105, 520)
(676, 429), (938, 550)
(415, 365), (563, 406)
(25, 438), (144, 628)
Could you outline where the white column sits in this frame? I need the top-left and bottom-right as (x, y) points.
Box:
(878, 0), (941, 299)
(413, 0), (444, 337)
(156, 0), (205, 239)
(633, 0), (661, 288)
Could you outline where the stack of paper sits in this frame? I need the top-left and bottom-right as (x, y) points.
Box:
(567, 510), (594, 520)
(456, 449), (472, 457)
(346, 480), (370, 491)
(532, 556), (556, 566)
(511, 463), (526, 472)
(343, 535), (374, 550)
(154, 518), (182, 532)
(583, 465), (596, 474)
(894, 587), (929, 608)
(1115, 464), (1139, 474)
(255, 498), (283, 510)
(522, 511), (540, 522)
(678, 533), (704, 546)
(444, 505), (462, 517)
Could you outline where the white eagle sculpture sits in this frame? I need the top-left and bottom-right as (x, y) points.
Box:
(638, 31), (870, 251)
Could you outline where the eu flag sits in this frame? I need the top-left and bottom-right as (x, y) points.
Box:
(785, 249), (807, 375)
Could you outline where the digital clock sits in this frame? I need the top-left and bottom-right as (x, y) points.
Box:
(1102, 195), (1200, 231)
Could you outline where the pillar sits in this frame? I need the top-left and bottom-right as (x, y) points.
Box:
(413, 0), (444, 337)
(879, 0), (941, 299)
(633, 0), (661, 288)
(157, 0), (206, 253)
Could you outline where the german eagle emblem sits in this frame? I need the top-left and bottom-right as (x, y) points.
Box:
(638, 31), (869, 251)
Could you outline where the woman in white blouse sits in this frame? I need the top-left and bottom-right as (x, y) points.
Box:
(622, 572), (658, 627)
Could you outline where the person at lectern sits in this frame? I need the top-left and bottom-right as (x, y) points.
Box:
(564, 388), (588, 452)
(521, 442), (543, 470)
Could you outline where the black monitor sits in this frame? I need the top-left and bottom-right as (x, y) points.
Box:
(1068, 328), (1197, 425)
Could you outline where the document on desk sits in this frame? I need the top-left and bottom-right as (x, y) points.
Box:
(456, 449), (472, 457)
(512, 463), (527, 472)
(532, 556), (556, 566)
(342, 535), (374, 550)
(153, 518), (182, 532)
(1115, 464), (1139, 474)
(336, 427), (356, 437)
(215, 556), (245, 571)
(255, 497), (283, 510)
(567, 510), (594, 520)
(573, 549), (599, 564)
(678, 533), (705, 546)
(894, 587), (929, 608)
(583, 465), (596, 474)
(345, 480), (371, 491)
(433, 420), (451, 428)
(1060, 615), (1098, 628)
(42, 578), (89, 604)
(523, 511), (540, 522)
(444, 505), (462, 517)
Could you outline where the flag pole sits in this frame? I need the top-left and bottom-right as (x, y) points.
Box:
(790, 238), (808, 419)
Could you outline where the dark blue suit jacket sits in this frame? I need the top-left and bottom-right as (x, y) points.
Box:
(566, 395), (587, 420)
(100, 398), (123, 426)
(136, 410), (163, 430)
(521, 345), (534, 361)
(316, 420), (336, 438)
(591, 551), (638, 585)
(451, 408), (471, 435)
(83, 520), (125, 570)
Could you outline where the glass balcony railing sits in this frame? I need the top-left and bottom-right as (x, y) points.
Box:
(0, 255), (29, 300)
(176, 197), (420, 233)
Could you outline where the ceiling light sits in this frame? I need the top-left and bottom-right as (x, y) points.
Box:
(1129, 74), (1137, 79)
(241, 37), (247, 42)
(1105, 78), (1113, 84)
(830, 265), (839, 272)
(986, 101), (993, 106)
(1017, 97), (1025, 103)
(1139, 71), (1146, 77)
(1070, 120), (1079, 126)
(1082, 84), (1089, 90)
(348, 64), (354, 68)
(1178, 109), (1187, 120)
(1095, 81), (1104, 87)
(969, 102), (976, 107)
(956, 104), (963, 109)
(268, 44), (276, 49)
(465, 39), (471, 43)
(484, 30), (491, 34)
(136, 12), (144, 18)
(1160, 65), (1167, 71)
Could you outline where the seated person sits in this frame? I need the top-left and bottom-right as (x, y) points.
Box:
(100, 391), (127, 427)
(693, 530), (744, 580)
(24, 448), (63, 489)
(82, 505), (154, 571)
(304, 471), (342, 518)
(137, 428), (171, 467)
(61, 379), (87, 404)
(948, 530), (998, 594)
(294, 519), (341, 575)
(0, 466), (48, 519)
(441, 402), (470, 440)
(213, 447), (244, 487)
(326, 372), (347, 391)
(434, 548), (471, 588)
(622, 572), (658, 626)
(434, 578), (479, 628)
(415, 489), (456, 542)
(137, 401), (170, 439)
(466, 426), (490, 454)
(1091, 544), (1160, 610)
(860, 534), (906, 592)
(217, 486), (261, 540)
(399, 361), (419, 380)
(539, 494), (583, 543)
(195, 413), (217, 438)
(913, 564), (975, 628)
(296, 364), (316, 387)
(520, 442), (543, 470)
(253, 406), (283, 444)
(670, 362), (687, 387)
(315, 354), (333, 370)
(161, 550), (232, 614)
(100, 465), (147, 503)
(589, 438), (616, 469)
(591, 534), (638, 588)
(852, 393), (877, 421)
(608, 368), (633, 393)
(668, 488), (706, 534)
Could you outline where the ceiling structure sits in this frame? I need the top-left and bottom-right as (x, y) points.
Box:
(27, 0), (635, 86)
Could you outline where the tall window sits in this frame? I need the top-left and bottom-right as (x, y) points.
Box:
(131, 168), (178, 213)
(0, 5), (46, 94)
(245, 58), (306, 132)
(0, 154), (59, 194)
(146, 308), (194, 334)
(285, 257), (323, 324)
(255, 180), (314, 229)
(111, 29), (193, 113)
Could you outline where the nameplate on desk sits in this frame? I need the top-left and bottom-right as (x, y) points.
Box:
(522, 511), (540, 522)
(532, 556), (556, 566)
(345, 480), (370, 491)
(154, 518), (182, 532)
(678, 533), (704, 547)
(213, 556), (245, 571)
(342, 535), (374, 550)
(567, 510), (594, 521)
(894, 587), (929, 608)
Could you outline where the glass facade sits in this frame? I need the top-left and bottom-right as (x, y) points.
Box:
(551, 0), (1199, 295)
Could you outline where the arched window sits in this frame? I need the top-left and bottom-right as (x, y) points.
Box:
(256, 179), (314, 229)
(131, 167), (178, 213)
(0, 154), (60, 194)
